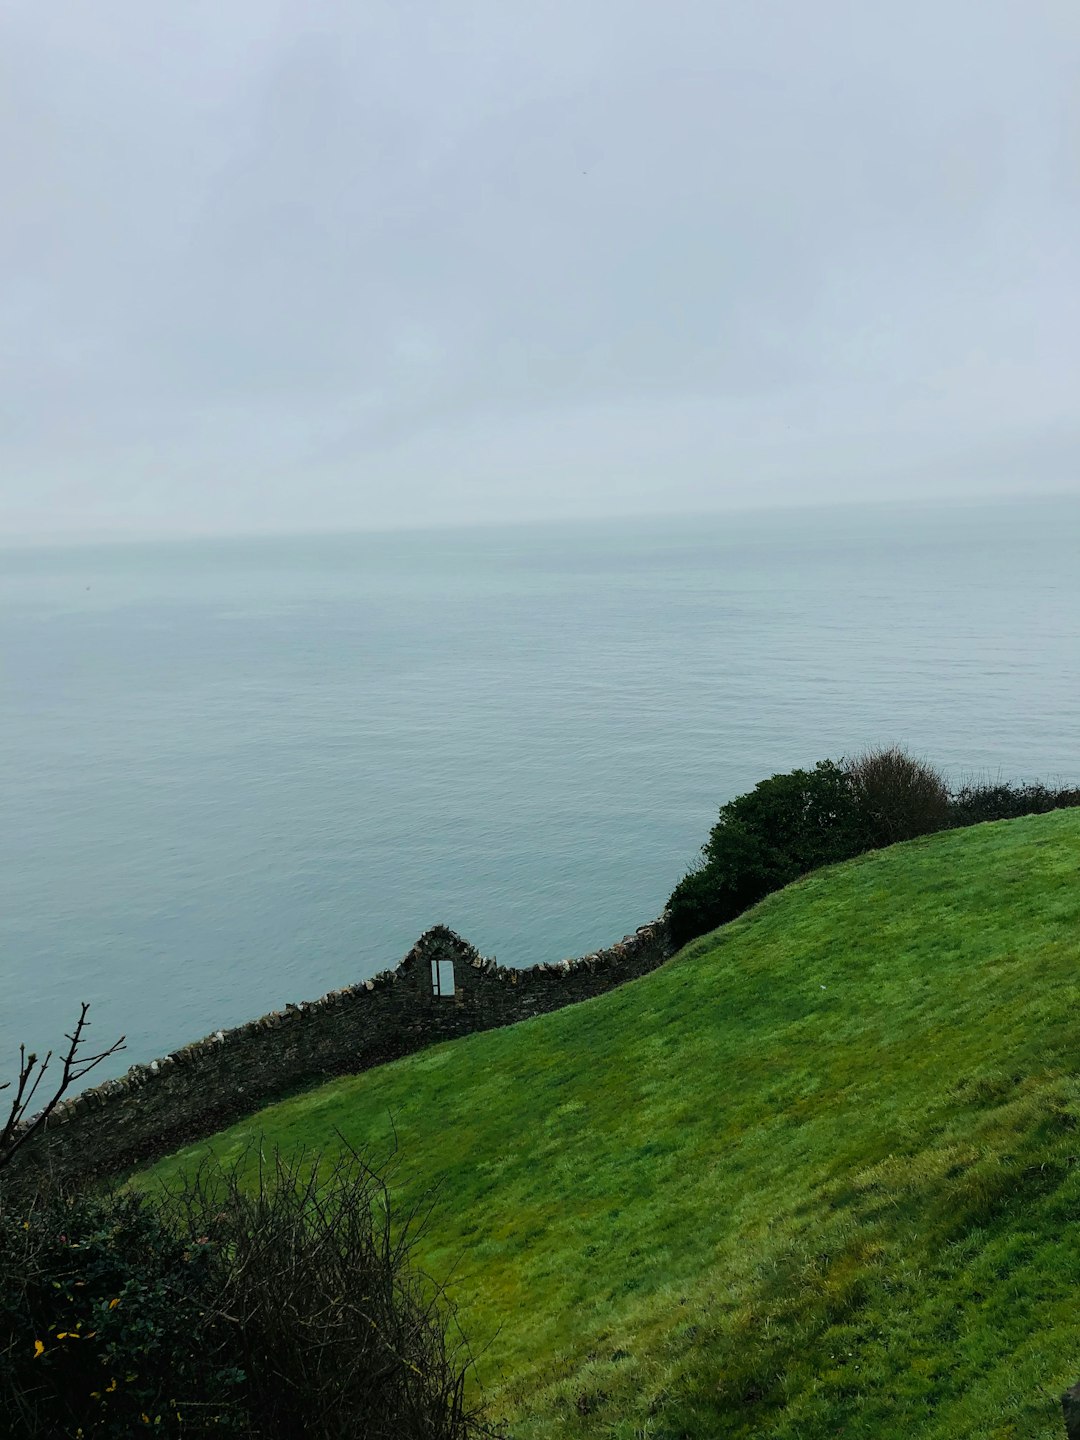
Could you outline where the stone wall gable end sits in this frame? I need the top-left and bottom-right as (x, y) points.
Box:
(11, 915), (672, 1182)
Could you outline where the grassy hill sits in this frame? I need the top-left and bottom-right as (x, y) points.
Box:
(142, 810), (1080, 1439)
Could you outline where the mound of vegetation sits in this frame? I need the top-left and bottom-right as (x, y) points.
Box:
(143, 809), (1080, 1439)
(0, 1149), (493, 1439)
(666, 747), (1079, 946)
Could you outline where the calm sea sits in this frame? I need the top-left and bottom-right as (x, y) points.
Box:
(1, 496), (1077, 1081)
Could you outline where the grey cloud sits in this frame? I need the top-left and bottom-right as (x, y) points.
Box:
(1, 0), (1078, 537)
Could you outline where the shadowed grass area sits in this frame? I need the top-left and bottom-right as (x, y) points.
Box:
(141, 810), (1080, 1438)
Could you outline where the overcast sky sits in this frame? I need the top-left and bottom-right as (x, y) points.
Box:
(2, 0), (1078, 539)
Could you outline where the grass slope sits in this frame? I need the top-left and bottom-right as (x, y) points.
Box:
(144, 811), (1080, 1439)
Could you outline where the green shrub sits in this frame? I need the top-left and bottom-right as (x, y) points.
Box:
(667, 761), (863, 947)
(668, 750), (1080, 949)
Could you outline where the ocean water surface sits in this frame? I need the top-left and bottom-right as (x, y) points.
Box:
(1, 496), (1077, 1080)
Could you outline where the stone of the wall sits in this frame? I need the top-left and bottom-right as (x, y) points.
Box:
(1064, 1382), (1080, 1439)
(12, 916), (672, 1183)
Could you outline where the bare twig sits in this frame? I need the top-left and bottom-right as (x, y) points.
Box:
(0, 1003), (125, 1171)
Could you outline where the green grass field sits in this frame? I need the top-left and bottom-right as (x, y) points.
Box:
(143, 810), (1080, 1438)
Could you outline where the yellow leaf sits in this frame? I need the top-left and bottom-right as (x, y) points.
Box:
(108, 1298), (120, 1310)
(33, 1340), (44, 1359)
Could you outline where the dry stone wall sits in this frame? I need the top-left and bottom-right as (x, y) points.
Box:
(15, 917), (672, 1182)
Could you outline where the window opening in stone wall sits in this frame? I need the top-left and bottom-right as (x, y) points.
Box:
(430, 958), (455, 997)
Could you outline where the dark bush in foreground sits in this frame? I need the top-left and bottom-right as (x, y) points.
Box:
(0, 1148), (495, 1440)
(169, 1147), (489, 1440)
(0, 1184), (240, 1436)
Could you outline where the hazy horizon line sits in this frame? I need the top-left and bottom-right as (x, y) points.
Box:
(4, 486), (1075, 553)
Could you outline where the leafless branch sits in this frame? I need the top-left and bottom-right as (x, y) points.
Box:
(0, 1003), (125, 1171)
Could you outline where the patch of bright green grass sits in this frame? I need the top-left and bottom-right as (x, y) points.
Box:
(142, 811), (1080, 1438)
